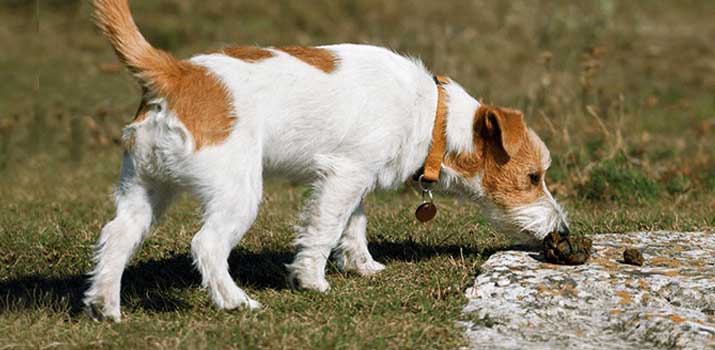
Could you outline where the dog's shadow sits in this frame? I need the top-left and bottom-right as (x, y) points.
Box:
(0, 240), (488, 316)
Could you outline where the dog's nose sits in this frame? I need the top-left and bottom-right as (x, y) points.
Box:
(557, 223), (570, 237)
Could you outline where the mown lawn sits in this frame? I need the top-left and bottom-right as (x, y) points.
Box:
(1, 1), (714, 349)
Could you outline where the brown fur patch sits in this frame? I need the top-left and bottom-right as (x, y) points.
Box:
(445, 105), (547, 209)
(94, 0), (177, 81)
(277, 46), (338, 73)
(215, 46), (274, 62)
(138, 59), (236, 150)
(444, 150), (481, 179)
(155, 61), (235, 149)
(476, 105), (528, 158)
(479, 129), (545, 209)
(94, 1), (236, 150)
(124, 73), (235, 151)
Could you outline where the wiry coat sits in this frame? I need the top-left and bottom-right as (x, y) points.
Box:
(85, 0), (568, 322)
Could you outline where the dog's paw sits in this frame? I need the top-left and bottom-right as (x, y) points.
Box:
(355, 259), (386, 276)
(288, 272), (331, 293)
(334, 252), (385, 276)
(222, 295), (262, 311)
(84, 301), (121, 322)
(246, 298), (263, 310)
(212, 286), (263, 311)
(303, 278), (331, 293)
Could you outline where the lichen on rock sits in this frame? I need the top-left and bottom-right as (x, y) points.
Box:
(462, 231), (715, 350)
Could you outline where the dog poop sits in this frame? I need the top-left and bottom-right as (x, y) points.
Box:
(623, 248), (644, 266)
(542, 231), (592, 265)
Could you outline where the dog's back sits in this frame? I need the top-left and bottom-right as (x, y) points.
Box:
(96, 0), (438, 186)
(191, 44), (438, 183)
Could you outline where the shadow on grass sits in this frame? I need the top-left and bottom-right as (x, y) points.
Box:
(0, 239), (490, 317)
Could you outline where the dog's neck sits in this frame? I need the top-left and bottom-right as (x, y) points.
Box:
(442, 80), (480, 155)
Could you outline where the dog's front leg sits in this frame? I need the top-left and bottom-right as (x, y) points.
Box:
(334, 203), (385, 276)
(288, 158), (372, 292)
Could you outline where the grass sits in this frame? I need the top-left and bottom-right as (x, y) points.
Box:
(1, 0), (714, 349)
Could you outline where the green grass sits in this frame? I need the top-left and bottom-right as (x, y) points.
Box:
(1, 1), (714, 349)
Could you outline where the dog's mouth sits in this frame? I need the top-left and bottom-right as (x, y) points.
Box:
(509, 196), (568, 239)
(476, 197), (569, 243)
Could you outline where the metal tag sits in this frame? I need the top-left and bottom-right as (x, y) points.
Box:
(415, 201), (437, 222)
(414, 174), (438, 223)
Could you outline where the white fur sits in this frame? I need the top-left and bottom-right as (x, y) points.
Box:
(510, 185), (568, 240)
(441, 79), (480, 154)
(84, 43), (568, 321)
(480, 183), (568, 246)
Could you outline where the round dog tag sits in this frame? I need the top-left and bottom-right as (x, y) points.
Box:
(415, 202), (437, 222)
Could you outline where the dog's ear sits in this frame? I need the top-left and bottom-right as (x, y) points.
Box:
(475, 105), (527, 158)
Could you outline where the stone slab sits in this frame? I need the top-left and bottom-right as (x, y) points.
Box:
(462, 231), (715, 350)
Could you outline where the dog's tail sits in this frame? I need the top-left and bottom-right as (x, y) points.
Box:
(93, 0), (182, 91)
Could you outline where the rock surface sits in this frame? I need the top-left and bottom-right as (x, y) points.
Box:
(462, 231), (715, 350)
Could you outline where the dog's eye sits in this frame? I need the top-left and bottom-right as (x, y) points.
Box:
(150, 103), (162, 112)
(528, 173), (540, 186)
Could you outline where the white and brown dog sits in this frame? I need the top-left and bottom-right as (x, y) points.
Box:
(85, 0), (569, 321)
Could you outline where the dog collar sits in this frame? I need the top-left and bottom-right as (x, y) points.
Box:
(412, 75), (448, 223)
(413, 75), (449, 184)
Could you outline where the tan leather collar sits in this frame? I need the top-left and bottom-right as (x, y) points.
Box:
(415, 75), (449, 183)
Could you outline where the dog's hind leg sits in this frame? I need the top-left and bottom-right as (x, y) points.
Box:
(287, 157), (373, 292)
(190, 151), (263, 310)
(84, 154), (175, 322)
(334, 203), (385, 276)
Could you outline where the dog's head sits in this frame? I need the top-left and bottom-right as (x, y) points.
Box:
(444, 105), (569, 240)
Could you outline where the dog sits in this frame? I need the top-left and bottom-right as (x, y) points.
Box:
(84, 0), (570, 322)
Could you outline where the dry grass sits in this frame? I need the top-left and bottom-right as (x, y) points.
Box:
(1, 1), (714, 349)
